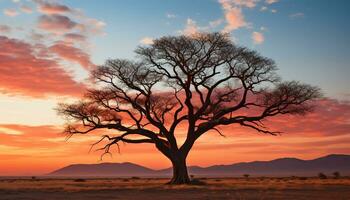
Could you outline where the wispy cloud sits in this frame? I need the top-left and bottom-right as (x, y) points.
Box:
(166, 13), (176, 18)
(252, 31), (264, 44)
(0, 25), (11, 33)
(20, 5), (33, 14)
(0, 36), (86, 97)
(3, 8), (19, 17)
(265, 0), (278, 4)
(289, 12), (305, 19)
(140, 37), (154, 45)
(37, 14), (78, 34)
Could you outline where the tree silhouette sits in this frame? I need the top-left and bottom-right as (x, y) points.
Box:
(57, 32), (321, 184)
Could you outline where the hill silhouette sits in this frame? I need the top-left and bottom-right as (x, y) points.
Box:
(49, 154), (350, 177)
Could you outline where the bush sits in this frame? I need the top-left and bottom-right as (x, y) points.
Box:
(333, 172), (340, 179)
(190, 178), (206, 185)
(131, 176), (140, 180)
(74, 179), (86, 182)
(318, 173), (327, 179)
(243, 174), (250, 178)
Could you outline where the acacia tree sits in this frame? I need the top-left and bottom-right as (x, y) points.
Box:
(58, 32), (321, 184)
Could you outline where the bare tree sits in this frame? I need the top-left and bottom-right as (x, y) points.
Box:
(57, 32), (321, 184)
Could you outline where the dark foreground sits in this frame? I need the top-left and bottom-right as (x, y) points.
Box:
(0, 177), (349, 200)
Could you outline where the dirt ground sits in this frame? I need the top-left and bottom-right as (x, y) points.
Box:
(0, 177), (349, 200)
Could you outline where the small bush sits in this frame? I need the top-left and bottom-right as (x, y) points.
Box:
(190, 178), (206, 185)
(243, 174), (250, 178)
(74, 179), (86, 182)
(318, 173), (327, 179)
(122, 178), (129, 182)
(131, 176), (140, 180)
(299, 177), (308, 180)
(333, 172), (340, 179)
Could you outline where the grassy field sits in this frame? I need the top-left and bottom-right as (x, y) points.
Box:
(0, 177), (349, 200)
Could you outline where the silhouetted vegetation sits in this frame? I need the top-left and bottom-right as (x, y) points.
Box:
(318, 173), (327, 179)
(333, 172), (340, 179)
(58, 32), (321, 184)
(74, 179), (86, 182)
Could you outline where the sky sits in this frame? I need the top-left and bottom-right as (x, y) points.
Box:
(0, 0), (349, 176)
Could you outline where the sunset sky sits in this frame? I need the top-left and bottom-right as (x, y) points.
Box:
(0, 0), (349, 176)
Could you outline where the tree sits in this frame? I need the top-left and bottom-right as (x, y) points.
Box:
(57, 32), (321, 184)
(333, 171), (340, 179)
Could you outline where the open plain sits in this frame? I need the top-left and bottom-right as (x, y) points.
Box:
(0, 177), (349, 200)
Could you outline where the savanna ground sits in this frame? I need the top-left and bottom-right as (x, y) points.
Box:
(0, 177), (349, 200)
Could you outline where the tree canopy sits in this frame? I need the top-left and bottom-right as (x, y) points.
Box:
(58, 32), (321, 184)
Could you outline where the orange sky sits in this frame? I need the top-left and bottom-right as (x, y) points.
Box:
(1, 98), (349, 175)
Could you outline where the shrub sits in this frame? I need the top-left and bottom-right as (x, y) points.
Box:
(318, 173), (327, 179)
(74, 179), (86, 182)
(190, 178), (206, 185)
(243, 174), (250, 178)
(333, 172), (340, 179)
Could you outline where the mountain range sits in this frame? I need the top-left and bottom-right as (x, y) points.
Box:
(48, 154), (350, 177)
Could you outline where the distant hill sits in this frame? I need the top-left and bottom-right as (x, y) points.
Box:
(49, 162), (157, 176)
(48, 154), (350, 177)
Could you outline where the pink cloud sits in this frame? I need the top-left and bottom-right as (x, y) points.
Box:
(20, 5), (33, 14)
(0, 25), (11, 33)
(265, 0), (278, 4)
(0, 36), (85, 97)
(64, 33), (86, 42)
(3, 8), (19, 17)
(37, 14), (78, 34)
(182, 18), (199, 35)
(252, 31), (264, 44)
(49, 42), (94, 70)
(36, 0), (72, 14)
(218, 0), (248, 32)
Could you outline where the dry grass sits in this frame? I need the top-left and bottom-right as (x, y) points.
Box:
(0, 177), (349, 199)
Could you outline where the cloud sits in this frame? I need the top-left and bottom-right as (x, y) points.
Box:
(265, 0), (278, 4)
(218, 0), (248, 32)
(0, 25), (11, 33)
(0, 36), (85, 97)
(64, 33), (86, 42)
(252, 32), (265, 44)
(37, 14), (78, 34)
(231, 0), (259, 8)
(271, 9), (277, 13)
(140, 37), (154, 45)
(289, 12), (305, 19)
(0, 127), (23, 135)
(36, 0), (72, 14)
(166, 13), (176, 18)
(209, 18), (224, 28)
(49, 42), (94, 70)
(260, 6), (268, 11)
(3, 8), (19, 17)
(20, 5), (33, 14)
(182, 18), (199, 35)
(223, 7), (247, 32)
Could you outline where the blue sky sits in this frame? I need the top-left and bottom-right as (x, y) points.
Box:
(78, 0), (350, 99)
(1, 0), (349, 99)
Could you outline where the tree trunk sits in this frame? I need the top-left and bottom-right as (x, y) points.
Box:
(168, 155), (191, 184)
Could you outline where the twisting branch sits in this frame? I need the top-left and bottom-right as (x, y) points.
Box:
(57, 32), (321, 168)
